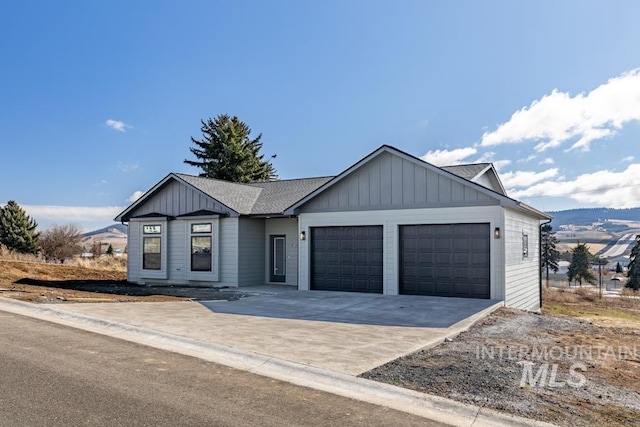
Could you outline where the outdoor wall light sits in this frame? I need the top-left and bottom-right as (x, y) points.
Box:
(494, 227), (501, 239)
(299, 231), (306, 241)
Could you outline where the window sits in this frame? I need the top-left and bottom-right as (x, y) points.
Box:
(191, 223), (212, 272)
(143, 224), (162, 270)
(522, 233), (529, 258)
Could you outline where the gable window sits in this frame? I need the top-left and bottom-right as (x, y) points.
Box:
(143, 225), (162, 270)
(191, 223), (212, 272)
(522, 233), (529, 258)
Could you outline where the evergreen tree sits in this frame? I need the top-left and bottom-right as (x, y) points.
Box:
(626, 235), (640, 290)
(616, 262), (624, 274)
(106, 243), (114, 256)
(0, 200), (39, 254)
(184, 114), (277, 182)
(567, 242), (595, 286)
(541, 224), (560, 287)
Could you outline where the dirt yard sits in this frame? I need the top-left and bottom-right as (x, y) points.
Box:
(362, 289), (640, 426)
(0, 260), (245, 303)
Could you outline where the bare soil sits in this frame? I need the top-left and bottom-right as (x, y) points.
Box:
(0, 260), (246, 303)
(361, 291), (640, 427)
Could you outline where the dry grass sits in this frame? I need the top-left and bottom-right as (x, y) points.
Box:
(68, 256), (127, 272)
(0, 247), (41, 262)
(543, 286), (640, 324)
(0, 246), (127, 272)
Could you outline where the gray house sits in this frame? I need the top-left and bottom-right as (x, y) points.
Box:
(115, 145), (551, 311)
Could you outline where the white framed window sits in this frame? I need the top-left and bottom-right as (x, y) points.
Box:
(136, 219), (168, 279)
(190, 223), (212, 272)
(522, 233), (529, 258)
(185, 219), (219, 281)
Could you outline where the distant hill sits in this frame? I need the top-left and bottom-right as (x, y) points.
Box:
(83, 223), (128, 238)
(549, 207), (640, 228)
(82, 224), (128, 252)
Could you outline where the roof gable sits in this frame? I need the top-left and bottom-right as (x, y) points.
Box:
(443, 163), (507, 196)
(285, 145), (549, 219)
(287, 149), (498, 214)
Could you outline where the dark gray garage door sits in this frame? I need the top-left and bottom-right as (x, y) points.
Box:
(400, 223), (490, 298)
(311, 226), (383, 293)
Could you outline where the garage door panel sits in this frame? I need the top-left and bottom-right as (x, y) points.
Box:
(400, 223), (490, 299)
(311, 226), (383, 293)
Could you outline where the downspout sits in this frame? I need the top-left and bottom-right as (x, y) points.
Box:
(539, 218), (552, 309)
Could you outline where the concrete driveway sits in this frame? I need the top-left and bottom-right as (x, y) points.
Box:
(46, 288), (502, 375)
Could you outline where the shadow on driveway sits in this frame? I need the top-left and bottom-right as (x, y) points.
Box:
(201, 290), (502, 327)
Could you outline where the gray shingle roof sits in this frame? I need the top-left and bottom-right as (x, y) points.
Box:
(247, 176), (334, 214)
(441, 163), (491, 180)
(174, 173), (333, 215)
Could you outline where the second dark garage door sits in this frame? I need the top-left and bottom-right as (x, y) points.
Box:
(400, 223), (490, 299)
(311, 226), (383, 293)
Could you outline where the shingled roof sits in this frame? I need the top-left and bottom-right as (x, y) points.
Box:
(177, 161), (497, 216)
(174, 173), (333, 215)
(440, 163), (491, 180)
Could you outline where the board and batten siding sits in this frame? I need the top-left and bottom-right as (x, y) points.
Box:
(265, 218), (299, 286)
(127, 221), (141, 283)
(237, 218), (265, 286)
(503, 208), (541, 311)
(129, 179), (236, 218)
(299, 151), (498, 213)
(298, 206), (504, 297)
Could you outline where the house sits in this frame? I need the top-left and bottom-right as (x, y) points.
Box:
(115, 145), (551, 310)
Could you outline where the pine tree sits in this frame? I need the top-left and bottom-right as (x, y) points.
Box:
(567, 242), (595, 286)
(106, 243), (114, 256)
(541, 224), (560, 287)
(626, 235), (640, 290)
(616, 262), (624, 274)
(0, 200), (39, 254)
(184, 114), (277, 182)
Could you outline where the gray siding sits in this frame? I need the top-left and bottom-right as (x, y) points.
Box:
(300, 152), (498, 213)
(127, 221), (141, 283)
(219, 218), (239, 286)
(264, 218), (299, 286)
(504, 208), (541, 311)
(129, 179), (236, 218)
(237, 218), (265, 286)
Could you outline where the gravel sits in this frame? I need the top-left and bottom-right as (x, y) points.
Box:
(360, 308), (640, 426)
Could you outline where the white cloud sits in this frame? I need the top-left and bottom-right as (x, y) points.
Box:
(105, 119), (130, 132)
(23, 205), (124, 232)
(622, 156), (635, 162)
(510, 163), (640, 208)
(517, 155), (537, 163)
(116, 162), (139, 172)
(500, 168), (560, 190)
(540, 157), (555, 165)
(481, 68), (640, 152)
(126, 191), (145, 203)
(421, 147), (477, 166)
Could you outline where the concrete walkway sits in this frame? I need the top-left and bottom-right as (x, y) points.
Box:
(0, 293), (557, 427)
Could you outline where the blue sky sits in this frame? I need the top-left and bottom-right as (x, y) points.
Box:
(2, 1), (640, 231)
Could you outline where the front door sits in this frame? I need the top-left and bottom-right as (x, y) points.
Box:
(270, 235), (286, 282)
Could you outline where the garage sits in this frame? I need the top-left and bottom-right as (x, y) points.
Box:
(400, 223), (490, 298)
(310, 226), (383, 293)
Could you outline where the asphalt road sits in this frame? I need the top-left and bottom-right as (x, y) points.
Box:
(0, 311), (447, 427)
